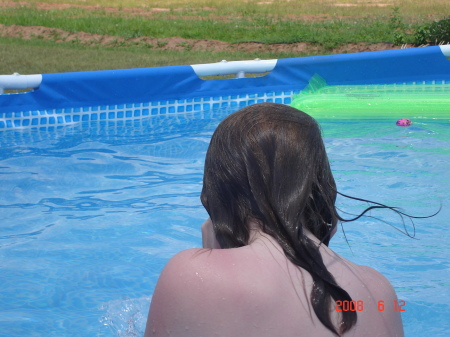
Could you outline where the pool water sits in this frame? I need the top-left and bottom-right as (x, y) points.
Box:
(0, 107), (449, 336)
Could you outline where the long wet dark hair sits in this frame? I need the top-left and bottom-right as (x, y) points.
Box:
(201, 102), (354, 335)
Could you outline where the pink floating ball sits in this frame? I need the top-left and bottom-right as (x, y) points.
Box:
(396, 118), (412, 127)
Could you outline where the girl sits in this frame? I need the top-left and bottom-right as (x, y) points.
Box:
(145, 103), (404, 337)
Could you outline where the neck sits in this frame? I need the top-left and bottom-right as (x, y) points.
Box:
(247, 220), (334, 250)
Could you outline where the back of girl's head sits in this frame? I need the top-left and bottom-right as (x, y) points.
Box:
(201, 102), (337, 249)
(201, 102), (358, 335)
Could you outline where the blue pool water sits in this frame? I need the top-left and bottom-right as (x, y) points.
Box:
(0, 107), (449, 336)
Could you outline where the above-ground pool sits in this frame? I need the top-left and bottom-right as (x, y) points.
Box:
(1, 46), (450, 336)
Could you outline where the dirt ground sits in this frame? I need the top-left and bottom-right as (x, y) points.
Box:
(0, 1), (414, 54)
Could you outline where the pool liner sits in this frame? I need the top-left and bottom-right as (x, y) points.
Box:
(291, 74), (450, 119)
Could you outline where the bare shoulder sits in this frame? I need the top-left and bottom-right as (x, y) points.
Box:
(355, 264), (398, 298)
(328, 250), (396, 294)
(152, 248), (241, 288)
(145, 248), (255, 337)
(157, 248), (209, 277)
(148, 248), (223, 307)
(340, 262), (404, 337)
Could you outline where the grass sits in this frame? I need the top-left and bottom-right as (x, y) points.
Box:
(0, 0), (449, 74)
(8, 0), (450, 18)
(0, 37), (301, 74)
(0, 7), (399, 44)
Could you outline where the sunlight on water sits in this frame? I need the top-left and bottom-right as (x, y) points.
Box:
(0, 109), (449, 336)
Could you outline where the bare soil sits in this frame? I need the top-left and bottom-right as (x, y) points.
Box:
(1, 24), (410, 54)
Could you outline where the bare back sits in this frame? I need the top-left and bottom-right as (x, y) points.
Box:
(145, 231), (404, 337)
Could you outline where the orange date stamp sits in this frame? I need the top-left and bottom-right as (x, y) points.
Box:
(335, 300), (406, 312)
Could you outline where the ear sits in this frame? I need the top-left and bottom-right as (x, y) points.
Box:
(201, 218), (221, 249)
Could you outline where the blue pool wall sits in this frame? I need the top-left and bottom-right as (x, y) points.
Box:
(1, 46), (450, 127)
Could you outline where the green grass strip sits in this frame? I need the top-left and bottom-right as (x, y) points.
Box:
(0, 37), (300, 74)
(0, 6), (415, 45)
